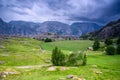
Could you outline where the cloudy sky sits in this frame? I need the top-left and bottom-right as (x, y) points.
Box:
(0, 0), (120, 25)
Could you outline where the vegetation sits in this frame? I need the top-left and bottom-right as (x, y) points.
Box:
(0, 37), (120, 80)
(67, 52), (87, 66)
(51, 47), (65, 66)
(105, 38), (113, 45)
(92, 40), (100, 51)
(44, 38), (52, 42)
(105, 45), (115, 55)
(117, 44), (120, 55)
(41, 40), (93, 51)
(117, 37), (120, 45)
(82, 53), (87, 66)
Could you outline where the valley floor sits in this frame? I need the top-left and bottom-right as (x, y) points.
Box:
(0, 37), (120, 80)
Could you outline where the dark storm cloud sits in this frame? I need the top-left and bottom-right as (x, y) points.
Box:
(0, 0), (120, 24)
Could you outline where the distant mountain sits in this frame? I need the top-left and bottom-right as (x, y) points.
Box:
(0, 18), (12, 34)
(9, 21), (40, 35)
(86, 19), (120, 39)
(37, 21), (72, 35)
(71, 22), (101, 36)
(0, 18), (102, 37)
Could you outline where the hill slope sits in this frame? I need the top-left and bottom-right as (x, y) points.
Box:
(87, 19), (120, 39)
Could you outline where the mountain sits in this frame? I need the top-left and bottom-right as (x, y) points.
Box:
(87, 19), (120, 39)
(0, 18), (12, 34)
(9, 21), (40, 36)
(37, 21), (72, 35)
(71, 22), (101, 36)
(0, 18), (101, 37)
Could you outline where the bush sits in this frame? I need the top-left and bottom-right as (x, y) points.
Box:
(67, 52), (87, 66)
(117, 37), (120, 45)
(82, 53), (87, 66)
(105, 45), (115, 55)
(44, 38), (52, 42)
(117, 44), (120, 55)
(51, 47), (65, 66)
(105, 38), (113, 45)
(93, 40), (100, 51)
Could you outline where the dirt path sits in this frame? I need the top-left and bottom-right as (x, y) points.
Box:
(15, 64), (52, 69)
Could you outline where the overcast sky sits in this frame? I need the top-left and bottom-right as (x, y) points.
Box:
(0, 0), (120, 25)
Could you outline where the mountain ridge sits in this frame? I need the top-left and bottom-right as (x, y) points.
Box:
(0, 18), (102, 37)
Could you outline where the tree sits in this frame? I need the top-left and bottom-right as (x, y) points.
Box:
(44, 38), (52, 42)
(93, 40), (100, 51)
(105, 38), (113, 45)
(117, 37), (120, 45)
(117, 44), (120, 55)
(105, 45), (115, 55)
(51, 47), (65, 66)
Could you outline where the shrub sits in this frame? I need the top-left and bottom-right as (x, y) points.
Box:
(117, 37), (120, 45)
(117, 44), (120, 55)
(67, 52), (87, 66)
(93, 40), (100, 51)
(82, 53), (87, 66)
(105, 45), (115, 55)
(51, 47), (65, 66)
(67, 53), (78, 66)
(44, 38), (52, 42)
(105, 38), (113, 45)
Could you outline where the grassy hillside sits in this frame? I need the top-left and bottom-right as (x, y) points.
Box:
(0, 37), (120, 80)
(0, 37), (51, 66)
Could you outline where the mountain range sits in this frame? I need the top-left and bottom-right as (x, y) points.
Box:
(85, 19), (120, 39)
(0, 18), (101, 37)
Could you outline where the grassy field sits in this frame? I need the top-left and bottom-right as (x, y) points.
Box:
(0, 37), (120, 80)
(41, 40), (93, 51)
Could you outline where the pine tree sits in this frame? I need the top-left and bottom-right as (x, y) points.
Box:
(51, 47), (65, 66)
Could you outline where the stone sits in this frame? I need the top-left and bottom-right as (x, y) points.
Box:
(0, 45), (5, 49)
(66, 75), (74, 79)
(1, 74), (6, 78)
(60, 67), (67, 71)
(47, 67), (56, 71)
(0, 61), (4, 65)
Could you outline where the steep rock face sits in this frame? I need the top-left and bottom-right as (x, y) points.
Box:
(71, 22), (101, 36)
(88, 19), (120, 39)
(37, 21), (72, 35)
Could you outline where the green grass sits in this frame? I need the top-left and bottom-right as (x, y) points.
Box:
(0, 38), (120, 80)
(6, 53), (120, 80)
(41, 40), (93, 51)
(0, 37), (51, 66)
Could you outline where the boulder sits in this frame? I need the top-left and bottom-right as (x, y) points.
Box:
(47, 66), (56, 71)
(0, 61), (4, 65)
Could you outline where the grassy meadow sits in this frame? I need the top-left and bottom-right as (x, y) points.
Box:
(0, 37), (120, 80)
